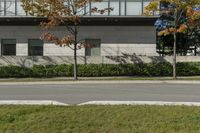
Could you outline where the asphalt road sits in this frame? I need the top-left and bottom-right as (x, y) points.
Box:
(0, 83), (200, 104)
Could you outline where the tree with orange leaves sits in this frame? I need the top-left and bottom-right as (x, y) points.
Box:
(145, 0), (200, 79)
(21, 0), (112, 80)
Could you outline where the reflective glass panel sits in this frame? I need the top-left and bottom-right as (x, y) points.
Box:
(91, 0), (108, 15)
(0, 1), (4, 16)
(0, 0), (154, 17)
(16, 0), (26, 16)
(6, 0), (16, 16)
(126, 0), (142, 15)
(120, 0), (125, 15)
(110, 0), (119, 15)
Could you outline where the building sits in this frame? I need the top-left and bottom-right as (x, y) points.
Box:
(0, 0), (157, 58)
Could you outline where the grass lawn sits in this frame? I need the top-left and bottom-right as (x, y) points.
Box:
(0, 105), (200, 133)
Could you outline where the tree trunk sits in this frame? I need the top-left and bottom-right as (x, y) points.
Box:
(173, 9), (177, 80)
(173, 9), (177, 79)
(195, 45), (197, 56)
(73, 24), (78, 80)
(173, 30), (177, 79)
(74, 44), (78, 80)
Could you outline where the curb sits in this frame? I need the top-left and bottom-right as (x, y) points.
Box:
(1, 100), (200, 106)
(0, 100), (68, 106)
(1, 80), (200, 85)
(78, 101), (200, 106)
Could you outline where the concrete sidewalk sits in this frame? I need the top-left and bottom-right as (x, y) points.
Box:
(1, 79), (200, 85)
(1, 76), (200, 85)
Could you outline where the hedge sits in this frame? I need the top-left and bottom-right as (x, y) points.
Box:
(0, 62), (200, 78)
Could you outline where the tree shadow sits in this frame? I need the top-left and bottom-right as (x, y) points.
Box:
(106, 53), (144, 64)
(106, 53), (168, 64)
(0, 56), (31, 67)
(148, 56), (168, 63)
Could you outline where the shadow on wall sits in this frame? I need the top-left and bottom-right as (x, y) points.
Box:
(0, 56), (71, 67)
(0, 56), (31, 67)
(106, 53), (168, 64)
(0, 55), (191, 66)
(0, 56), (86, 67)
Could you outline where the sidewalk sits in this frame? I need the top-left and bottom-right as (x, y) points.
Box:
(1, 76), (200, 85)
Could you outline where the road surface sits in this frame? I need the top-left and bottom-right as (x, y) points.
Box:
(0, 83), (200, 104)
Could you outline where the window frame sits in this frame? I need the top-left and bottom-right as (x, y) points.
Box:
(1, 39), (16, 56)
(28, 39), (44, 56)
(85, 38), (101, 56)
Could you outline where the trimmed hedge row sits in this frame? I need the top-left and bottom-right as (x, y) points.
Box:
(0, 62), (200, 78)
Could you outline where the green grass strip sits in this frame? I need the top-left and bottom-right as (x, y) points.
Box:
(0, 105), (200, 133)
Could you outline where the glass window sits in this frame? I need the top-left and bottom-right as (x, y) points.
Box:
(126, 0), (142, 15)
(143, 0), (159, 15)
(143, 1), (150, 13)
(76, 1), (87, 16)
(110, 0), (119, 15)
(85, 3), (90, 15)
(0, 1), (5, 16)
(1, 39), (16, 56)
(91, 0), (108, 15)
(28, 39), (43, 56)
(120, 0), (125, 15)
(85, 39), (101, 56)
(16, 0), (26, 16)
(5, 0), (16, 16)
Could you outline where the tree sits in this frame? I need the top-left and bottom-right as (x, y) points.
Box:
(145, 0), (200, 79)
(21, 0), (112, 80)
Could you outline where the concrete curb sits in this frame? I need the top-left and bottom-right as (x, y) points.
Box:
(1, 100), (200, 106)
(1, 80), (200, 85)
(78, 101), (200, 106)
(0, 100), (68, 106)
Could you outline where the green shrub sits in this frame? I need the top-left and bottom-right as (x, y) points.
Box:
(78, 64), (101, 77)
(100, 64), (121, 76)
(55, 64), (73, 77)
(177, 62), (200, 76)
(31, 65), (46, 77)
(147, 63), (172, 76)
(118, 64), (134, 76)
(0, 66), (29, 78)
(0, 62), (200, 78)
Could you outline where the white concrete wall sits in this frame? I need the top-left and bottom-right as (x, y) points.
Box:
(43, 43), (156, 56)
(101, 43), (156, 56)
(44, 43), (85, 56)
(0, 26), (157, 56)
(0, 56), (200, 67)
(16, 43), (28, 56)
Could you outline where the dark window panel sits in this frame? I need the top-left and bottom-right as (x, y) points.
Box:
(1, 39), (16, 56)
(85, 39), (101, 56)
(28, 39), (43, 56)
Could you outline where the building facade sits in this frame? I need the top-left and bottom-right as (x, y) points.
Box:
(0, 0), (157, 57)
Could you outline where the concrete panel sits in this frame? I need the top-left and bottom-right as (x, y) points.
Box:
(0, 56), (200, 67)
(101, 43), (157, 56)
(16, 43), (28, 56)
(44, 43), (85, 56)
